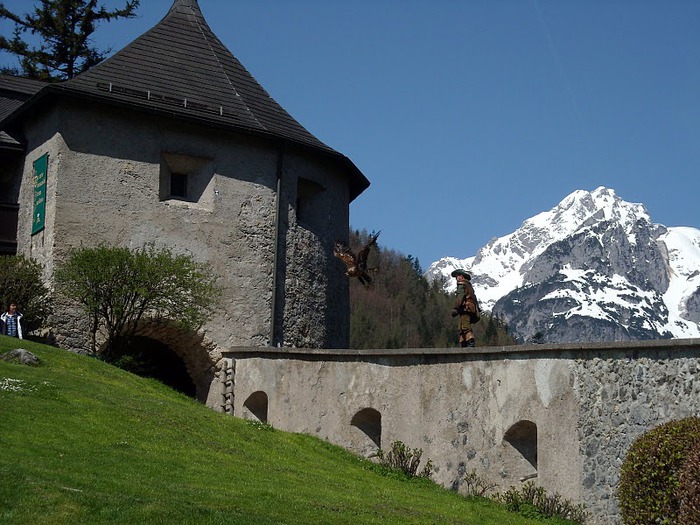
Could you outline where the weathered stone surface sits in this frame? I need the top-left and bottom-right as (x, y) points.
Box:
(575, 349), (700, 521)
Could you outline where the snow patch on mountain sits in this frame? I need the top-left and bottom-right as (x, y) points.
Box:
(540, 267), (670, 335)
(660, 227), (700, 335)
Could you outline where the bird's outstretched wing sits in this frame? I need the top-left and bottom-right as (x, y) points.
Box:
(333, 241), (357, 271)
(334, 232), (380, 288)
(356, 231), (380, 270)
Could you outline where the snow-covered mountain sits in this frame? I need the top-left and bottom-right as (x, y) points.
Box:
(425, 187), (700, 343)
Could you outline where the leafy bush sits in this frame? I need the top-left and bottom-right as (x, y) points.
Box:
(55, 244), (220, 357)
(376, 440), (433, 478)
(618, 416), (700, 525)
(679, 440), (700, 524)
(0, 255), (52, 333)
(463, 469), (497, 497)
(493, 481), (588, 523)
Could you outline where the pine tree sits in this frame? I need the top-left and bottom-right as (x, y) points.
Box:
(0, 0), (139, 81)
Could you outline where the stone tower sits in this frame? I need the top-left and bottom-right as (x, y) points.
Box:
(0, 0), (369, 405)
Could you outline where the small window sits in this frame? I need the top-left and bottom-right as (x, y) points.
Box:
(159, 153), (215, 210)
(170, 172), (187, 199)
(503, 420), (538, 472)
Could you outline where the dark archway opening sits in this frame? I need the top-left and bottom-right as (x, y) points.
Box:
(111, 336), (196, 397)
(351, 407), (382, 449)
(504, 420), (538, 471)
(243, 391), (269, 422)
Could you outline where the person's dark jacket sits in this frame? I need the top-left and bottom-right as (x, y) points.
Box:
(0, 312), (26, 339)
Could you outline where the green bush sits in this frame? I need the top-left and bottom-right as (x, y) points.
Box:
(494, 481), (588, 523)
(0, 254), (52, 333)
(376, 440), (433, 479)
(55, 244), (220, 357)
(618, 416), (700, 525)
(679, 440), (700, 524)
(463, 469), (497, 498)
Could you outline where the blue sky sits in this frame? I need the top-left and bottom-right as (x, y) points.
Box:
(2, 1), (699, 268)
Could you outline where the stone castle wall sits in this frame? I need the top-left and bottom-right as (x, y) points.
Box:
(223, 339), (700, 525)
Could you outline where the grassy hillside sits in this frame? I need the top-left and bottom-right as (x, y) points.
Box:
(1, 337), (569, 524)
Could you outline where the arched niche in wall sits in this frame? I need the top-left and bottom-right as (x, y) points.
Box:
(110, 335), (196, 397)
(503, 420), (538, 477)
(350, 407), (381, 449)
(243, 391), (269, 423)
(107, 322), (218, 404)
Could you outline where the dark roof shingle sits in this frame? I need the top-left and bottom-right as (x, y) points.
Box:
(0, 75), (47, 146)
(62, 1), (325, 145)
(0, 74), (47, 122)
(0, 75), (46, 97)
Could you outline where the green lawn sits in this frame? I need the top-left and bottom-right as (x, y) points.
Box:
(0, 337), (572, 524)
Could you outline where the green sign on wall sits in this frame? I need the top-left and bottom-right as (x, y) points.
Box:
(32, 153), (48, 235)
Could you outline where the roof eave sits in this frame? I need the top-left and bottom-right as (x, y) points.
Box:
(0, 140), (25, 152)
(1, 85), (370, 200)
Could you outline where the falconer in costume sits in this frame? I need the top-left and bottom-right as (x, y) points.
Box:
(451, 269), (477, 348)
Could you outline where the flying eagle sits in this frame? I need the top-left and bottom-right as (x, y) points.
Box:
(334, 231), (380, 288)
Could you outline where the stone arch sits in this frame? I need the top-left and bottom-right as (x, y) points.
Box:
(503, 420), (538, 479)
(243, 391), (269, 422)
(116, 335), (196, 396)
(105, 321), (219, 404)
(349, 407), (382, 457)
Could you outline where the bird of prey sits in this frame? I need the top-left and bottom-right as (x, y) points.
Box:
(334, 231), (380, 288)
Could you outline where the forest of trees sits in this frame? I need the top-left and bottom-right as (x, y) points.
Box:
(347, 229), (517, 349)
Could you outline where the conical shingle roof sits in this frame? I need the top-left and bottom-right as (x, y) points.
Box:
(4, 0), (369, 198)
(0, 74), (46, 148)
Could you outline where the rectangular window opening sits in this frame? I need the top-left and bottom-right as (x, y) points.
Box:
(170, 172), (187, 199)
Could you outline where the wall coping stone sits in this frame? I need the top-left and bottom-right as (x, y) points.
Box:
(222, 338), (700, 361)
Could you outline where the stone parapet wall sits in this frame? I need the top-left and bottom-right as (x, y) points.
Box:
(223, 339), (700, 525)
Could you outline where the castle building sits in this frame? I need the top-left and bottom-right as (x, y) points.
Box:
(0, 0), (369, 405)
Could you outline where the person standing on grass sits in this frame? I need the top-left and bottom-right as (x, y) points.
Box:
(1, 301), (26, 339)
